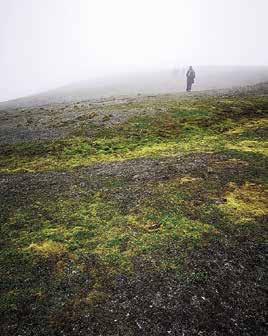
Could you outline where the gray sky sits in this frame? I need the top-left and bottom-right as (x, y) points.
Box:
(0, 0), (267, 102)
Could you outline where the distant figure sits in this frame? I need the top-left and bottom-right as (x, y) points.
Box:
(186, 66), (196, 92)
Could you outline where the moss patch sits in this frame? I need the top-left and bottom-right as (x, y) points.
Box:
(1, 92), (268, 335)
(220, 182), (268, 223)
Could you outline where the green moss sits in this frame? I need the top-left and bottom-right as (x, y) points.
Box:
(2, 179), (221, 279)
(1, 95), (267, 173)
(28, 240), (68, 258)
(1, 93), (267, 327)
(220, 182), (268, 223)
(225, 140), (268, 155)
(226, 118), (268, 135)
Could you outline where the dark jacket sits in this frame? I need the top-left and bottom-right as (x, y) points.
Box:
(186, 69), (195, 83)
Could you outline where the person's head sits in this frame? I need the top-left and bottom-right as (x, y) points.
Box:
(189, 66), (193, 70)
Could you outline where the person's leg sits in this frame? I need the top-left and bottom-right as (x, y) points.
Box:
(186, 79), (190, 91)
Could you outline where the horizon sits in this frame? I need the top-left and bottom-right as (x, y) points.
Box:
(2, 64), (268, 104)
(1, 0), (268, 102)
(1, 65), (268, 109)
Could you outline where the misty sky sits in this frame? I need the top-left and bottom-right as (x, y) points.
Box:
(0, 0), (268, 102)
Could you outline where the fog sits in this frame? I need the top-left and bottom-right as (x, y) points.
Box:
(1, 0), (268, 103)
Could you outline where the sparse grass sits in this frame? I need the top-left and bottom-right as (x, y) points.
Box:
(1, 95), (267, 173)
(0, 93), (267, 335)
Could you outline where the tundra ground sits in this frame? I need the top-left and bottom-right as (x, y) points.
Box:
(0, 85), (267, 335)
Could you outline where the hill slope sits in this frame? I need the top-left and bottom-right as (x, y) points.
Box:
(1, 66), (268, 109)
(0, 85), (267, 335)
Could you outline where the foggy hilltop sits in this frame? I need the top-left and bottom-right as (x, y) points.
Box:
(2, 0), (268, 334)
(1, 66), (268, 110)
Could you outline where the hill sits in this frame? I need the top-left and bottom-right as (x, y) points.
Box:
(0, 84), (267, 335)
(1, 66), (268, 109)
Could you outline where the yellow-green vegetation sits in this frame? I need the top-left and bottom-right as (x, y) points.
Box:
(0, 93), (267, 334)
(220, 182), (268, 223)
(2, 187), (219, 275)
(225, 140), (268, 155)
(1, 95), (267, 173)
(28, 240), (68, 258)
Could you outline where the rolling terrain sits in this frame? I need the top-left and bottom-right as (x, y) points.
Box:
(0, 83), (267, 335)
(1, 66), (268, 109)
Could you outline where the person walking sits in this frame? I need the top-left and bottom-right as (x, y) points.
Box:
(186, 66), (195, 92)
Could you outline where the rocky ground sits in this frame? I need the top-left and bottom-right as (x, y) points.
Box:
(0, 84), (267, 335)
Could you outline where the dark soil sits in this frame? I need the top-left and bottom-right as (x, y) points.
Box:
(2, 241), (266, 336)
(0, 86), (267, 336)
